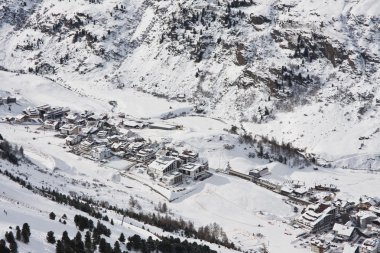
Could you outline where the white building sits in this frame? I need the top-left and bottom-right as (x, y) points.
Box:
(249, 167), (269, 178)
(60, 124), (81, 135)
(136, 149), (155, 162)
(179, 163), (207, 179)
(161, 172), (183, 186)
(65, 135), (81, 146)
(44, 120), (60, 130)
(332, 223), (358, 241)
(148, 156), (180, 178)
(355, 211), (377, 228)
(310, 239), (330, 253)
(179, 150), (198, 163)
(79, 140), (94, 153)
(297, 204), (336, 233)
(91, 145), (111, 160)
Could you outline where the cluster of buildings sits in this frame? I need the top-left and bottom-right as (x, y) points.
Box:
(227, 167), (380, 253)
(296, 196), (380, 253)
(9, 104), (208, 187)
(148, 149), (208, 186)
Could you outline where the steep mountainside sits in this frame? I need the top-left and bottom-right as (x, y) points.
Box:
(0, 0), (380, 167)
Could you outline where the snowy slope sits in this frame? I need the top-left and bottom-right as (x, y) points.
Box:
(0, 172), (157, 253)
(0, 0), (379, 167)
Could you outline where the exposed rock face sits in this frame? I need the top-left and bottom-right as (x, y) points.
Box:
(249, 15), (271, 25)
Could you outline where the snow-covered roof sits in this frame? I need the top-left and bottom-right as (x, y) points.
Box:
(294, 187), (308, 195)
(342, 244), (358, 253)
(297, 204), (335, 227)
(180, 163), (202, 172)
(149, 156), (177, 172)
(332, 223), (355, 237)
(361, 238), (380, 252)
(356, 210), (377, 219)
(92, 145), (110, 153)
(60, 123), (77, 130)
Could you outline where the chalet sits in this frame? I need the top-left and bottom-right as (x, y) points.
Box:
(65, 135), (81, 146)
(293, 187), (309, 198)
(60, 124), (81, 135)
(333, 199), (356, 213)
(162, 172), (183, 186)
(66, 113), (80, 123)
(249, 167), (269, 178)
(44, 120), (60, 130)
(136, 149), (155, 162)
(297, 204), (336, 233)
(87, 115), (101, 122)
(360, 238), (380, 253)
(80, 110), (94, 119)
(91, 145), (111, 160)
(280, 185), (294, 196)
(310, 239), (330, 253)
(108, 135), (123, 143)
(179, 150), (199, 163)
(354, 211), (377, 228)
(156, 149), (170, 157)
(128, 142), (144, 152)
(369, 206), (380, 217)
(24, 107), (40, 118)
(14, 114), (29, 124)
(332, 223), (359, 242)
(110, 142), (123, 152)
(44, 107), (66, 120)
(36, 104), (51, 114)
(179, 162), (207, 180)
(79, 140), (94, 153)
(148, 156), (181, 178)
(82, 126), (98, 135)
(97, 130), (108, 139)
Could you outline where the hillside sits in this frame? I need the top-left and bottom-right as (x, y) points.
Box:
(0, 0), (380, 167)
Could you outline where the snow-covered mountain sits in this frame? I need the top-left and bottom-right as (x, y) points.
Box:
(0, 0), (379, 164)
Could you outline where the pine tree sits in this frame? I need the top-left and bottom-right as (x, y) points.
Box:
(61, 231), (70, 246)
(113, 241), (121, 253)
(74, 231), (84, 252)
(5, 231), (15, 243)
(49, 212), (56, 220)
(84, 231), (92, 252)
(56, 240), (64, 253)
(9, 241), (17, 253)
(92, 229), (100, 245)
(110, 219), (114, 225)
(98, 238), (107, 253)
(0, 239), (10, 253)
(118, 233), (125, 243)
(46, 231), (56, 244)
(15, 227), (21, 241)
(21, 223), (31, 243)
